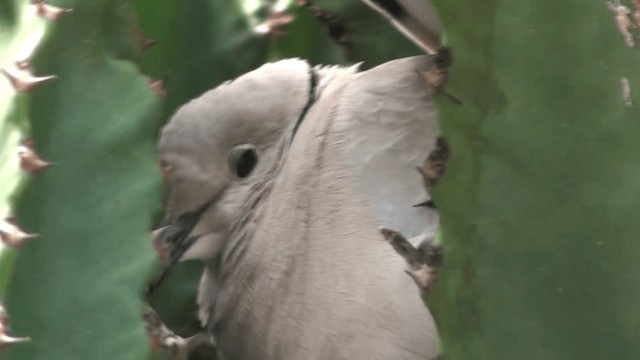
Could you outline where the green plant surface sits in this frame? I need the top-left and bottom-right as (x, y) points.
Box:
(0, 1), (51, 298)
(429, 1), (640, 359)
(272, 0), (422, 66)
(2, 0), (164, 359)
(268, 3), (348, 65)
(133, 0), (271, 119)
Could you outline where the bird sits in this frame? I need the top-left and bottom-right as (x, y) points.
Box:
(153, 1), (444, 359)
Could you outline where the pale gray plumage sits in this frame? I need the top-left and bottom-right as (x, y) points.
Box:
(158, 55), (441, 360)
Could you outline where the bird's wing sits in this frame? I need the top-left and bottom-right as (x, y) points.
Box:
(333, 55), (439, 240)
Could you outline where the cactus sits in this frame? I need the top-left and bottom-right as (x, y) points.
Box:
(1, 0), (51, 282)
(0, 0), (59, 350)
(0, 0), (164, 359)
(427, 1), (640, 359)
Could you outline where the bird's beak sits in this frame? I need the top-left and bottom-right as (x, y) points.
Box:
(146, 199), (216, 295)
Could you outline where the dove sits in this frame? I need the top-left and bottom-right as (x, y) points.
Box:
(156, 53), (443, 360)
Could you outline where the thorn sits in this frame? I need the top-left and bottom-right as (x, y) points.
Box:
(405, 267), (438, 296)
(298, 0), (355, 60)
(417, 137), (450, 188)
(151, 226), (171, 264)
(140, 37), (157, 52)
(0, 67), (56, 92)
(379, 227), (423, 268)
(417, 239), (444, 268)
(632, 0), (640, 27)
(413, 199), (436, 209)
(0, 333), (31, 348)
(0, 304), (31, 349)
(379, 227), (442, 297)
(142, 310), (172, 352)
(621, 77), (633, 107)
(147, 78), (166, 98)
(17, 139), (52, 174)
(135, 30), (157, 53)
(430, 137), (450, 162)
(14, 60), (31, 71)
(253, 10), (295, 38)
(419, 67), (456, 101)
(33, 1), (73, 21)
(416, 164), (439, 187)
(419, 47), (462, 105)
(439, 91), (463, 106)
(606, 1), (635, 47)
(142, 309), (213, 360)
(434, 47), (454, 70)
(0, 218), (38, 249)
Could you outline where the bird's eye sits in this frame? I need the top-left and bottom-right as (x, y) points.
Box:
(228, 144), (258, 178)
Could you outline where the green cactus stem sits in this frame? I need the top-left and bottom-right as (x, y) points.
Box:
(429, 0), (640, 358)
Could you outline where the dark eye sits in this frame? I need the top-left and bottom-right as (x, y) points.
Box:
(228, 144), (258, 178)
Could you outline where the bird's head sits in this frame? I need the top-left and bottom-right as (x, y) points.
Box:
(156, 59), (315, 263)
